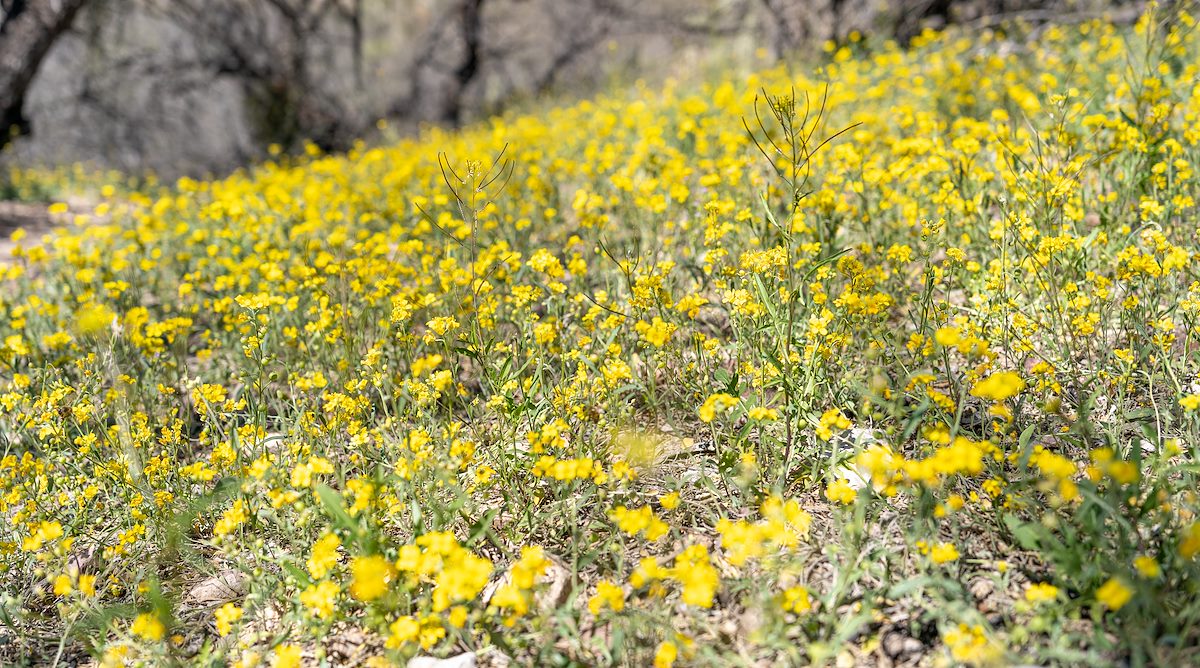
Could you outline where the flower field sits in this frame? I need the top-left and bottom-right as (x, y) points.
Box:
(5, 7), (1200, 667)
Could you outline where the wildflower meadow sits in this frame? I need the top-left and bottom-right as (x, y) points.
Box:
(4, 6), (1200, 667)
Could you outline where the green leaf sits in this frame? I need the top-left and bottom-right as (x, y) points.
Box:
(724, 370), (740, 395)
(410, 499), (425, 533)
(466, 508), (500, 545)
(1003, 514), (1045, 551)
(1017, 423), (1038, 467)
(315, 484), (356, 533)
(887, 575), (933, 598)
(899, 399), (931, 444)
(452, 345), (480, 360)
(282, 562), (313, 588)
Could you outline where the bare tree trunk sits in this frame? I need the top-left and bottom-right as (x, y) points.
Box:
(0, 0), (90, 143)
(758, 0), (798, 59)
(442, 0), (484, 125)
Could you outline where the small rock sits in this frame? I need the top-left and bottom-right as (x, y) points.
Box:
(261, 432), (288, 453)
(534, 556), (572, 612)
(882, 631), (924, 658)
(408, 652), (476, 668)
(739, 606), (764, 637)
(882, 632), (906, 658)
(969, 578), (994, 601)
(187, 571), (249, 605)
(834, 463), (871, 490)
(476, 647), (512, 668)
(68, 544), (98, 575)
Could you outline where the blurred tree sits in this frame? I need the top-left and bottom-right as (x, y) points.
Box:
(1, 0), (1112, 176)
(146, 0), (367, 152)
(0, 0), (91, 144)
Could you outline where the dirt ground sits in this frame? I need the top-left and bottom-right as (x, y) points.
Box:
(0, 201), (53, 257)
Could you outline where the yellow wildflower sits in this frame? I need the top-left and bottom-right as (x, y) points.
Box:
(214, 603), (243, 637)
(349, 555), (395, 602)
(1024, 582), (1059, 604)
(1096, 577), (1133, 611)
(131, 613), (165, 641)
(970, 371), (1025, 402)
